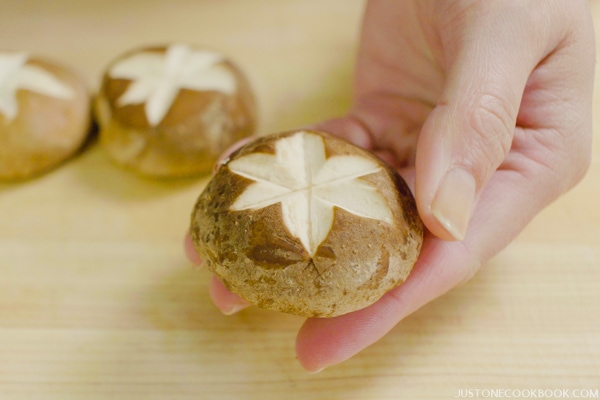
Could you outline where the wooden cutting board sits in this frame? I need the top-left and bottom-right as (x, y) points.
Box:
(1, 1), (599, 398)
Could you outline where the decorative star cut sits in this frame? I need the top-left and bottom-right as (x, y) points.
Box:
(109, 44), (236, 126)
(0, 52), (74, 122)
(228, 131), (394, 257)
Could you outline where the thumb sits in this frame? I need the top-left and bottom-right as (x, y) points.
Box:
(416, 9), (548, 241)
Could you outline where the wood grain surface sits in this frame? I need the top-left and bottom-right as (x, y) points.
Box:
(0, 1), (599, 399)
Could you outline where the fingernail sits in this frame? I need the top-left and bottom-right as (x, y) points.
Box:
(430, 167), (476, 241)
(307, 367), (326, 375)
(220, 304), (246, 316)
(213, 137), (256, 174)
(212, 156), (230, 175)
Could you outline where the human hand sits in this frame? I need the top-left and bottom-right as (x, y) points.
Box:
(185, 0), (595, 372)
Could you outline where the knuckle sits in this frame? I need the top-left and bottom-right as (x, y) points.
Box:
(466, 93), (515, 168)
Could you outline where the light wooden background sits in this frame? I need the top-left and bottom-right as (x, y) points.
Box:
(0, 1), (598, 399)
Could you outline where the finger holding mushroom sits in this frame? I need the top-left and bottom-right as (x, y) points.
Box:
(0, 51), (91, 181)
(95, 43), (257, 178)
(191, 130), (423, 318)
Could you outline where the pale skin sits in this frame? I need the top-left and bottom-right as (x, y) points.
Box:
(185, 0), (596, 372)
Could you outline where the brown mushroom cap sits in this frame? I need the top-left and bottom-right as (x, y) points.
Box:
(95, 44), (256, 178)
(0, 55), (91, 181)
(191, 130), (423, 318)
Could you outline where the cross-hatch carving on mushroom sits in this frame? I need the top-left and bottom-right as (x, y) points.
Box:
(0, 52), (74, 123)
(228, 131), (394, 257)
(109, 44), (236, 126)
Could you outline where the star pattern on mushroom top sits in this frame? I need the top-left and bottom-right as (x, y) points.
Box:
(228, 131), (394, 257)
(109, 44), (236, 126)
(0, 52), (74, 123)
